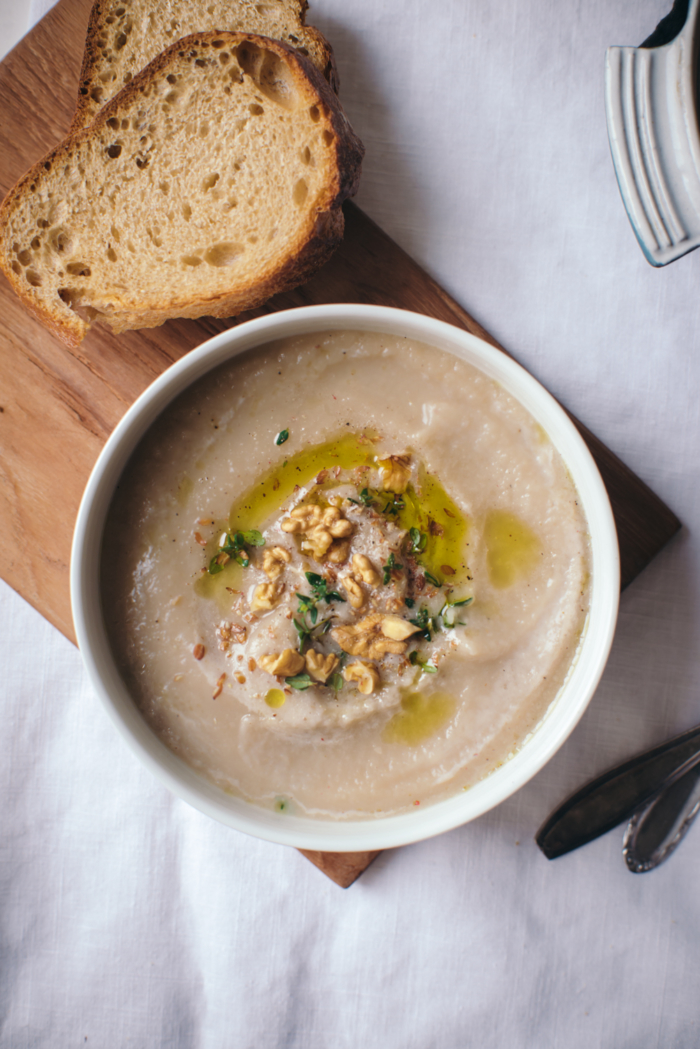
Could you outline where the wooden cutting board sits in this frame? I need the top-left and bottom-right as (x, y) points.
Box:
(0, 0), (681, 888)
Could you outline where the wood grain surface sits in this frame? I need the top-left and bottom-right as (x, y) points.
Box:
(0, 0), (681, 888)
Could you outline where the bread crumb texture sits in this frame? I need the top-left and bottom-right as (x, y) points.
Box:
(74, 0), (338, 130)
(0, 32), (363, 347)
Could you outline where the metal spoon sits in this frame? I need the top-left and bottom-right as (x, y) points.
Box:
(622, 749), (700, 872)
(536, 724), (700, 861)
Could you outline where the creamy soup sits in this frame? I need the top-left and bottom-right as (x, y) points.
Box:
(102, 330), (591, 818)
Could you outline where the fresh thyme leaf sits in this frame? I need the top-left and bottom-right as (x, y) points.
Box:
(409, 650), (438, 674)
(404, 598), (415, 609)
(358, 487), (374, 507)
(409, 527), (427, 553)
(409, 605), (434, 641)
(310, 605), (318, 626)
(383, 552), (402, 585)
(285, 673), (312, 690)
(293, 618), (312, 652)
(317, 618), (334, 635)
(305, 571), (325, 589)
(208, 556), (224, 575)
(241, 529), (265, 547)
(235, 554), (250, 568)
(275, 429), (290, 446)
(330, 673), (344, 692)
(439, 595), (473, 627)
(423, 570), (442, 588)
(384, 493), (405, 516)
(326, 591), (345, 604)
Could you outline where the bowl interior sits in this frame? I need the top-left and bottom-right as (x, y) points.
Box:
(71, 305), (620, 852)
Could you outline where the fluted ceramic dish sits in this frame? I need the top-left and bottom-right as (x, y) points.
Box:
(71, 304), (620, 852)
(605, 0), (700, 266)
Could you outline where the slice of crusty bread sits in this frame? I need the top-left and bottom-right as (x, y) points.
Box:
(73, 0), (337, 131)
(0, 32), (363, 348)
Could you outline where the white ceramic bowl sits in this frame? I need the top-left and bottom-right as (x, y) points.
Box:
(71, 304), (620, 852)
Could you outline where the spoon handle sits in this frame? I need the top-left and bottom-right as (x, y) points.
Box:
(623, 750), (700, 872)
(536, 724), (700, 859)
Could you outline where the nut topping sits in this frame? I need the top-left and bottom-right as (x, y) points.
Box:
(341, 573), (365, 610)
(250, 582), (284, 612)
(305, 649), (339, 683)
(352, 553), (381, 587)
(281, 503), (354, 562)
(343, 660), (381, 695)
(378, 454), (411, 493)
(331, 613), (408, 659)
(258, 649), (305, 677)
(380, 615), (421, 641)
(262, 546), (292, 580)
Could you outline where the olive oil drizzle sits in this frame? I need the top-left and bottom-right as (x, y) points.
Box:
(194, 432), (472, 603)
(383, 690), (456, 746)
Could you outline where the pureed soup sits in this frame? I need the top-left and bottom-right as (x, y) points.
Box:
(102, 330), (591, 818)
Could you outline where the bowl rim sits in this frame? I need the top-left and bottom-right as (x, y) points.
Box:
(71, 304), (620, 852)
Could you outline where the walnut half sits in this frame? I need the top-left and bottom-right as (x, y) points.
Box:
(258, 649), (305, 677)
(331, 613), (409, 660)
(305, 649), (339, 683)
(378, 454), (411, 494)
(262, 546), (292, 580)
(343, 660), (381, 695)
(281, 503), (354, 563)
(250, 582), (284, 612)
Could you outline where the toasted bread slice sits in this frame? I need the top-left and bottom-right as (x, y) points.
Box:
(0, 32), (363, 348)
(73, 0), (337, 131)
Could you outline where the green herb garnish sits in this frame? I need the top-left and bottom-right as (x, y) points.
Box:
(409, 650), (438, 674)
(409, 605), (435, 641)
(209, 528), (265, 573)
(439, 595), (473, 628)
(330, 672), (344, 692)
(304, 572), (345, 605)
(275, 429), (290, 446)
(404, 598), (415, 609)
(423, 570), (442, 588)
(293, 573), (345, 652)
(383, 492), (405, 516)
(409, 527), (428, 554)
(241, 529), (265, 547)
(285, 673), (312, 690)
(383, 553), (402, 585)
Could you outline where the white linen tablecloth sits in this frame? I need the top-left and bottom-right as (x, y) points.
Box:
(2, 1), (700, 1045)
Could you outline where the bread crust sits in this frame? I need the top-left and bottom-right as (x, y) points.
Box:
(72, 0), (338, 133)
(0, 32), (363, 349)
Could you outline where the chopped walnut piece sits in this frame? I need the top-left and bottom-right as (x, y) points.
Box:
(281, 504), (322, 533)
(281, 503), (354, 562)
(378, 454), (411, 493)
(305, 649), (339, 683)
(326, 538), (351, 564)
(352, 553), (381, 587)
(258, 649), (305, 677)
(250, 582), (284, 612)
(262, 546), (292, 580)
(301, 525), (334, 560)
(343, 660), (381, 695)
(193, 643), (205, 660)
(331, 613), (408, 659)
(341, 574), (365, 610)
(380, 615), (422, 641)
